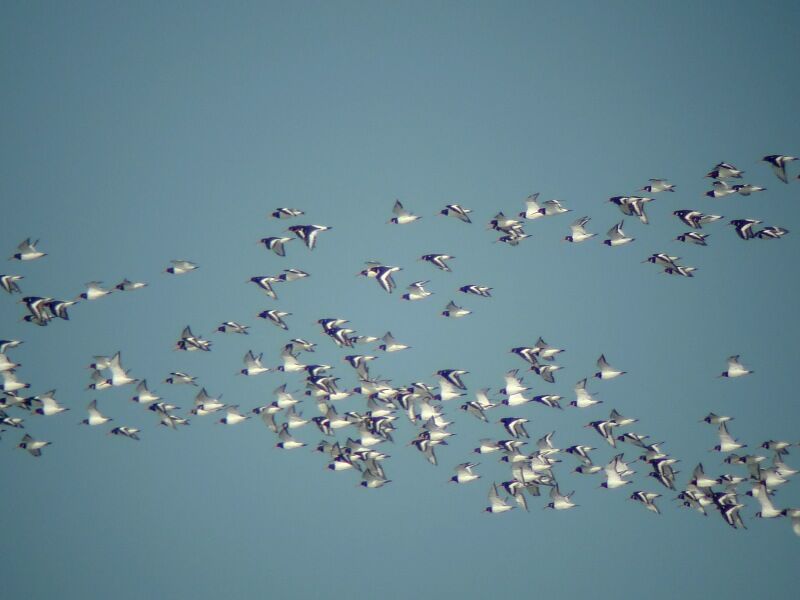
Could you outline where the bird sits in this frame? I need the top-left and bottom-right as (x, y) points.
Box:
(459, 284), (492, 298)
(420, 254), (455, 272)
(564, 216), (596, 243)
(10, 239), (46, 261)
(32, 390), (69, 416)
(701, 412), (733, 425)
(720, 355), (752, 378)
(217, 321), (250, 335)
(218, 406), (250, 425)
(546, 486), (577, 510)
(0, 274), (23, 294)
(241, 351), (269, 376)
(17, 434), (50, 457)
(714, 423), (746, 453)
(602, 454), (635, 489)
(165, 260), (198, 275)
(595, 354), (625, 380)
(538, 199), (571, 217)
(604, 221), (634, 246)
(442, 300), (470, 318)
(258, 309), (291, 330)
(402, 280), (432, 301)
(762, 155), (797, 183)
(276, 423), (306, 449)
(131, 380), (160, 404)
(249, 276), (280, 299)
(705, 180), (737, 199)
(639, 179), (675, 193)
(278, 268), (310, 282)
(630, 491), (661, 514)
(0, 339), (22, 354)
(729, 219), (762, 240)
(165, 372), (198, 386)
(389, 200), (421, 224)
(114, 278), (147, 292)
(609, 196), (653, 225)
(486, 483), (515, 513)
(706, 162), (743, 180)
(499, 417), (530, 439)
(81, 400), (112, 426)
(755, 226), (789, 240)
(287, 224), (332, 250)
(107, 352), (137, 387)
(259, 236), (294, 257)
(175, 326), (211, 352)
(378, 332), (409, 352)
(673, 210), (723, 229)
(675, 232), (709, 246)
(733, 183), (766, 196)
(519, 193), (544, 220)
(358, 263), (402, 294)
(570, 378), (601, 408)
(440, 204), (472, 223)
(450, 462), (481, 484)
(109, 426), (140, 440)
(271, 207), (304, 219)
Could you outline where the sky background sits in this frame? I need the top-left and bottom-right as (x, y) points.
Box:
(2, 1), (799, 598)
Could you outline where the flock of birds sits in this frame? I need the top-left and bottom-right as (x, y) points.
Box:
(2, 155), (799, 536)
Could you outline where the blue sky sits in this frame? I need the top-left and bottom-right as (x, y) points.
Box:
(2, 2), (799, 598)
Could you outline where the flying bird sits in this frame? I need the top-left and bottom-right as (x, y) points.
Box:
(389, 200), (421, 224)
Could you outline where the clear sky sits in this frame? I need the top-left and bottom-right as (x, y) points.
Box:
(2, 2), (799, 598)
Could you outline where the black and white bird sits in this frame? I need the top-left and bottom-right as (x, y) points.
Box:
(571, 378), (601, 408)
(165, 260), (198, 275)
(241, 351), (269, 376)
(755, 226), (790, 240)
(714, 422), (746, 453)
(762, 155), (797, 183)
(609, 196), (653, 225)
(115, 279), (147, 292)
(546, 486), (577, 510)
(499, 417), (530, 439)
(271, 207), (304, 219)
(706, 162), (743, 180)
(278, 268), (310, 282)
(459, 284), (492, 298)
(733, 183), (767, 196)
(109, 426), (140, 440)
(358, 263), (402, 294)
(639, 179), (675, 193)
(287, 224), (332, 250)
(519, 193), (544, 220)
(729, 219), (762, 240)
(1, 274), (23, 294)
(31, 390), (68, 416)
(720, 355), (752, 378)
(389, 200), (421, 224)
(595, 354), (625, 380)
(10, 239), (46, 261)
(82, 399), (112, 426)
(630, 491), (661, 514)
(450, 462), (481, 484)
(442, 300), (470, 318)
(440, 204), (472, 223)
(176, 326), (211, 352)
(249, 276), (280, 299)
(165, 371), (198, 386)
(79, 282), (112, 301)
(258, 309), (291, 330)
(486, 483), (515, 513)
(674, 210), (723, 229)
(675, 232), (709, 246)
(705, 180), (737, 199)
(564, 216), (596, 243)
(378, 332), (409, 352)
(538, 199), (571, 217)
(604, 221), (634, 246)
(217, 321), (249, 334)
(131, 380), (160, 404)
(420, 254), (455, 272)
(602, 454), (635, 489)
(18, 434), (50, 457)
(259, 236), (294, 257)
(402, 280), (432, 301)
